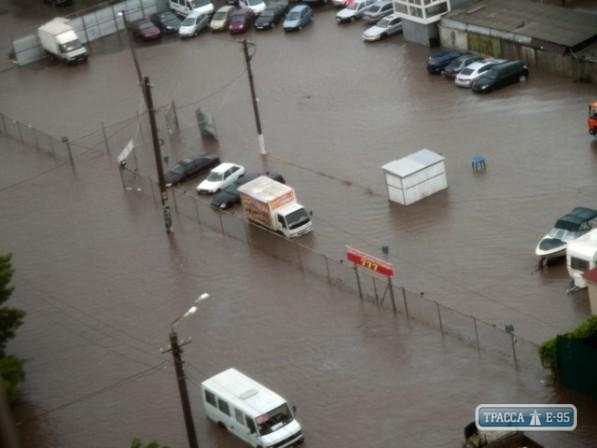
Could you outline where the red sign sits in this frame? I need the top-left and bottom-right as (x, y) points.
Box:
(345, 246), (395, 277)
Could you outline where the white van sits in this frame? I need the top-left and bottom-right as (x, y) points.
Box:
(169, 0), (214, 17)
(567, 228), (597, 288)
(201, 368), (304, 448)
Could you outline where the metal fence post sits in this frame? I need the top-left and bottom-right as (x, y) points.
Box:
(402, 287), (409, 319)
(101, 122), (111, 154)
(511, 333), (519, 369)
(473, 316), (480, 352)
(324, 256), (331, 284)
(171, 100), (180, 130)
(16, 120), (23, 145)
(219, 213), (224, 234)
(388, 279), (396, 313)
(354, 264), (363, 300)
(61, 136), (74, 167)
(436, 301), (444, 335)
(0, 113), (6, 134)
(81, 15), (91, 47)
(194, 199), (201, 226)
(30, 124), (39, 150)
(49, 136), (56, 158)
(171, 188), (179, 214)
(372, 276), (378, 304)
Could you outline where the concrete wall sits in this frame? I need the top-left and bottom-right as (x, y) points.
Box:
(403, 20), (440, 48)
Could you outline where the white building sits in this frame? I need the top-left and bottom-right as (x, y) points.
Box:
(393, 0), (468, 47)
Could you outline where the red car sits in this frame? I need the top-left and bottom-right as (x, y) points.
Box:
(129, 18), (162, 41)
(228, 8), (255, 34)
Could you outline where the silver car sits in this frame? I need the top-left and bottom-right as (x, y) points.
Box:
(178, 11), (210, 38)
(362, 13), (402, 41)
(361, 0), (393, 24)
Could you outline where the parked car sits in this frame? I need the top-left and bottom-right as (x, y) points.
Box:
(169, 0), (214, 18)
(239, 0), (266, 15)
(150, 11), (181, 34)
(211, 171), (285, 209)
(254, 3), (288, 30)
(336, 0), (375, 23)
(361, 0), (393, 24)
(332, 0), (351, 7)
(441, 54), (482, 78)
(178, 11), (210, 37)
(196, 162), (245, 194)
(283, 4), (313, 32)
(164, 154), (220, 187)
(129, 18), (162, 41)
(228, 8), (256, 34)
(362, 12), (402, 41)
(426, 50), (466, 74)
(471, 60), (529, 93)
(44, 0), (73, 7)
(210, 5), (235, 31)
(454, 59), (506, 88)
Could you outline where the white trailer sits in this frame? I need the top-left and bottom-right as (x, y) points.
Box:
(201, 368), (304, 448)
(38, 18), (88, 64)
(567, 228), (597, 288)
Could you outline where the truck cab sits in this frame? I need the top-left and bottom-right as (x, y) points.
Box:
(276, 202), (313, 238)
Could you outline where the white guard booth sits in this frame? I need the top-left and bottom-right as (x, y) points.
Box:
(381, 149), (447, 206)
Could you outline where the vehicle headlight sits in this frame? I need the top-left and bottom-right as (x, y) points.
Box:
(481, 85), (488, 90)
(220, 203), (226, 209)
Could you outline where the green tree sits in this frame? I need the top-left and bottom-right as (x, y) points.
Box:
(0, 253), (26, 403)
(130, 438), (171, 448)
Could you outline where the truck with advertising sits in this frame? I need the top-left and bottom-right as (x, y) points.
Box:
(38, 18), (88, 64)
(238, 175), (313, 238)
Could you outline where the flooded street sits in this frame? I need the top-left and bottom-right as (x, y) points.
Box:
(2, 2), (597, 447)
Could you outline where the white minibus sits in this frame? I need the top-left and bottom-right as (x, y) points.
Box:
(201, 368), (304, 448)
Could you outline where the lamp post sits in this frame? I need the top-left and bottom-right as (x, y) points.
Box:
(162, 293), (210, 448)
(118, 9), (172, 232)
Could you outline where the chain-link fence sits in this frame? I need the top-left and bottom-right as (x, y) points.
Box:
(1, 104), (545, 375)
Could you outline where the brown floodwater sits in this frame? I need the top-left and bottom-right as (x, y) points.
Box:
(2, 2), (597, 447)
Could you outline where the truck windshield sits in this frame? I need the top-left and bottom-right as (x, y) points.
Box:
(286, 208), (310, 230)
(59, 39), (83, 53)
(256, 404), (293, 436)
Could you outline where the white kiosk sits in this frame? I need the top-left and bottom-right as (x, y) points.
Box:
(382, 149), (447, 206)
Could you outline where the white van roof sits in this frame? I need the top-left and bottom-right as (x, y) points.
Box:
(567, 229), (597, 259)
(202, 368), (286, 416)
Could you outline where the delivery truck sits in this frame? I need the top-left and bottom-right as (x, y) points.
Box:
(567, 228), (597, 288)
(38, 18), (88, 64)
(238, 175), (313, 238)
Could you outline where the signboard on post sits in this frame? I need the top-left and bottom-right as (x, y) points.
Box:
(345, 246), (395, 277)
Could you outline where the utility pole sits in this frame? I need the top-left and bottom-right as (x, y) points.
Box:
(242, 40), (266, 157)
(164, 331), (199, 448)
(143, 76), (172, 232)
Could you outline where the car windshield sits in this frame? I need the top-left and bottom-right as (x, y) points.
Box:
(287, 11), (300, 19)
(378, 17), (390, 26)
(482, 70), (498, 80)
(256, 404), (293, 436)
(261, 10), (274, 17)
(223, 183), (240, 194)
(460, 68), (473, 75)
(247, 0), (262, 5)
(182, 16), (197, 25)
(190, 0), (211, 7)
(207, 172), (223, 181)
(59, 39), (83, 52)
(170, 163), (186, 174)
(160, 13), (176, 21)
(213, 11), (226, 19)
(231, 14), (246, 23)
(138, 22), (155, 30)
(286, 208), (311, 230)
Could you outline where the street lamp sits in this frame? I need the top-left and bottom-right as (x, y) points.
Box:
(162, 292), (210, 448)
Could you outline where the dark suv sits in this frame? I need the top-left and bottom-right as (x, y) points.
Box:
(471, 60), (529, 93)
(426, 50), (466, 74)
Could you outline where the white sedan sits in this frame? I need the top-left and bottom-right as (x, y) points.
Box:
(362, 13), (402, 41)
(196, 162), (245, 194)
(454, 59), (506, 88)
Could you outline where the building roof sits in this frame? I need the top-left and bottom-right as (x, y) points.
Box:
(443, 0), (597, 49)
(382, 149), (444, 178)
